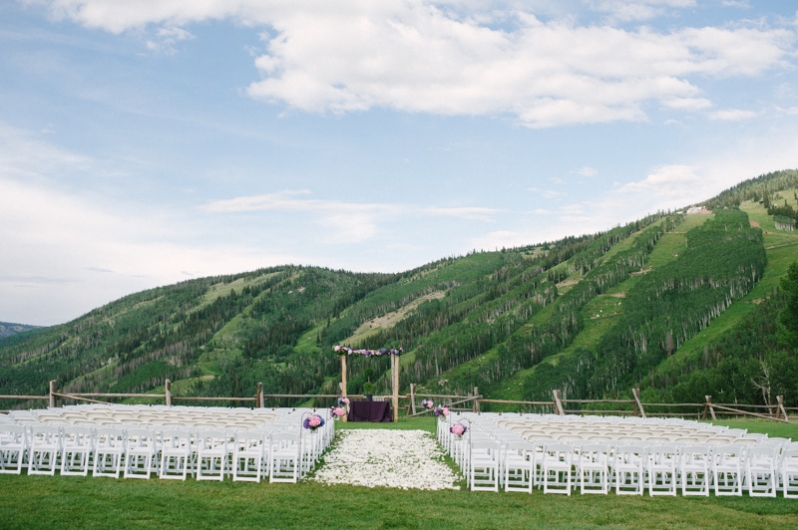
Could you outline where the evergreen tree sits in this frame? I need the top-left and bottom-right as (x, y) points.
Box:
(780, 261), (798, 352)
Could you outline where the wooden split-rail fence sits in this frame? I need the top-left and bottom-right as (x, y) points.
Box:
(0, 381), (794, 423)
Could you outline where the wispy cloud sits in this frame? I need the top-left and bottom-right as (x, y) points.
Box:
(146, 26), (193, 54)
(36, 0), (797, 128)
(423, 207), (498, 221)
(528, 187), (566, 199)
(709, 108), (758, 121)
(577, 166), (597, 177)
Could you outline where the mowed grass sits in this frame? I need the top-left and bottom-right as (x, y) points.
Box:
(3, 418), (798, 530)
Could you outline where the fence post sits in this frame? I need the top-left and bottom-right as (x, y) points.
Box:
(702, 395), (716, 421)
(473, 386), (480, 413)
(552, 389), (565, 416)
(410, 384), (417, 415)
(632, 388), (646, 419)
(256, 382), (264, 409)
(49, 380), (57, 409)
(777, 395), (789, 422)
(165, 379), (172, 407)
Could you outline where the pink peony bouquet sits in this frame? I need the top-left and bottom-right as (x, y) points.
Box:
(434, 406), (450, 418)
(330, 406), (346, 419)
(420, 399), (434, 409)
(303, 414), (325, 430)
(449, 423), (467, 437)
(338, 397), (350, 406)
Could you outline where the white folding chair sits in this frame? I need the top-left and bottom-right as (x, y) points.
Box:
(646, 445), (678, 496)
(713, 444), (745, 496)
(124, 428), (158, 479)
(93, 427), (126, 478)
(781, 446), (798, 498)
(60, 426), (93, 476)
(680, 445), (711, 496)
(613, 445), (645, 495)
(28, 425), (62, 476)
(0, 424), (28, 474)
(196, 430), (230, 481)
(269, 432), (300, 483)
(747, 446), (779, 497)
(470, 439), (500, 492)
(578, 444), (610, 495)
(159, 429), (193, 481)
(502, 440), (533, 493)
(232, 430), (268, 482)
(542, 443), (573, 495)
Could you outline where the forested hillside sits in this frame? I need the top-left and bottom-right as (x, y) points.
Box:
(0, 322), (40, 340)
(2, 169), (798, 409)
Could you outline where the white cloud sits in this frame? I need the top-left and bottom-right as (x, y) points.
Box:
(29, 0), (797, 127)
(709, 108), (758, 121)
(529, 187), (566, 199)
(577, 166), (597, 177)
(423, 207), (498, 221)
(721, 1), (750, 8)
(618, 164), (700, 199)
(146, 26), (194, 54)
(585, 0), (696, 22)
(203, 190), (397, 244)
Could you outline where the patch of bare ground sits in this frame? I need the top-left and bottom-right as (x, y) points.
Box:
(556, 278), (580, 288)
(630, 267), (652, 276)
(766, 241), (798, 250)
(749, 220), (760, 228)
(348, 291), (446, 342)
(608, 292), (626, 298)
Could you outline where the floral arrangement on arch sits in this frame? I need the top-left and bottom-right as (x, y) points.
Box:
(420, 399), (434, 410)
(330, 397), (350, 420)
(434, 406), (449, 419)
(303, 414), (326, 431)
(449, 423), (467, 438)
(333, 346), (403, 357)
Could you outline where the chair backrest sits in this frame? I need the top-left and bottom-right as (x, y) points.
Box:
(579, 444), (609, 463)
(197, 430), (230, 450)
(0, 424), (27, 444)
(30, 424), (62, 443)
(161, 429), (193, 449)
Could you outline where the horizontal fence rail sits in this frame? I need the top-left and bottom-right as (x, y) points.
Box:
(0, 382), (792, 423)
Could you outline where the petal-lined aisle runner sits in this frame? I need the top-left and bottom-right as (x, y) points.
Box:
(312, 429), (461, 490)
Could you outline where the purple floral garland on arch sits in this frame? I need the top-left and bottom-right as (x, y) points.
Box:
(333, 346), (403, 356)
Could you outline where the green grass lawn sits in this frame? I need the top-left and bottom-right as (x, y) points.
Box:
(2, 418), (798, 529)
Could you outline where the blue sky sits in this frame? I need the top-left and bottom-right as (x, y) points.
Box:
(1, 0), (797, 325)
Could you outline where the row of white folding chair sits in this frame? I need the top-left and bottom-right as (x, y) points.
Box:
(0, 423), (297, 482)
(449, 428), (798, 499)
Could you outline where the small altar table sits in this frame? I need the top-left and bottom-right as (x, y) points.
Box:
(347, 400), (393, 422)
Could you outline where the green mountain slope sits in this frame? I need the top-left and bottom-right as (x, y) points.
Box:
(2, 169), (798, 409)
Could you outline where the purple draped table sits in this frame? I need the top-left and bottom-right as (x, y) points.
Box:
(347, 400), (393, 422)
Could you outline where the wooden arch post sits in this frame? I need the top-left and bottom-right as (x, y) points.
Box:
(336, 347), (402, 423)
(391, 353), (399, 423)
(340, 354), (348, 423)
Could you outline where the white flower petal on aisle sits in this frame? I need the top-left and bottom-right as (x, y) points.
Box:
(311, 429), (461, 490)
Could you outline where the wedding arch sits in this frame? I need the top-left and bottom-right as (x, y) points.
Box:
(334, 346), (402, 423)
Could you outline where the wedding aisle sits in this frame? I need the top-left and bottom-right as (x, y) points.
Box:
(311, 429), (461, 490)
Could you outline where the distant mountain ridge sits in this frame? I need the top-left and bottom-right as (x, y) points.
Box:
(0, 322), (39, 339)
(1, 169), (797, 410)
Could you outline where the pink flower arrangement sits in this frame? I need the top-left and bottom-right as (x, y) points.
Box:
(330, 407), (346, 419)
(303, 414), (326, 430)
(449, 423), (467, 437)
(433, 406), (450, 418)
(420, 399), (434, 409)
(338, 397), (350, 406)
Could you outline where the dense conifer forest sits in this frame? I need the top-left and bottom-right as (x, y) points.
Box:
(2, 169), (798, 409)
